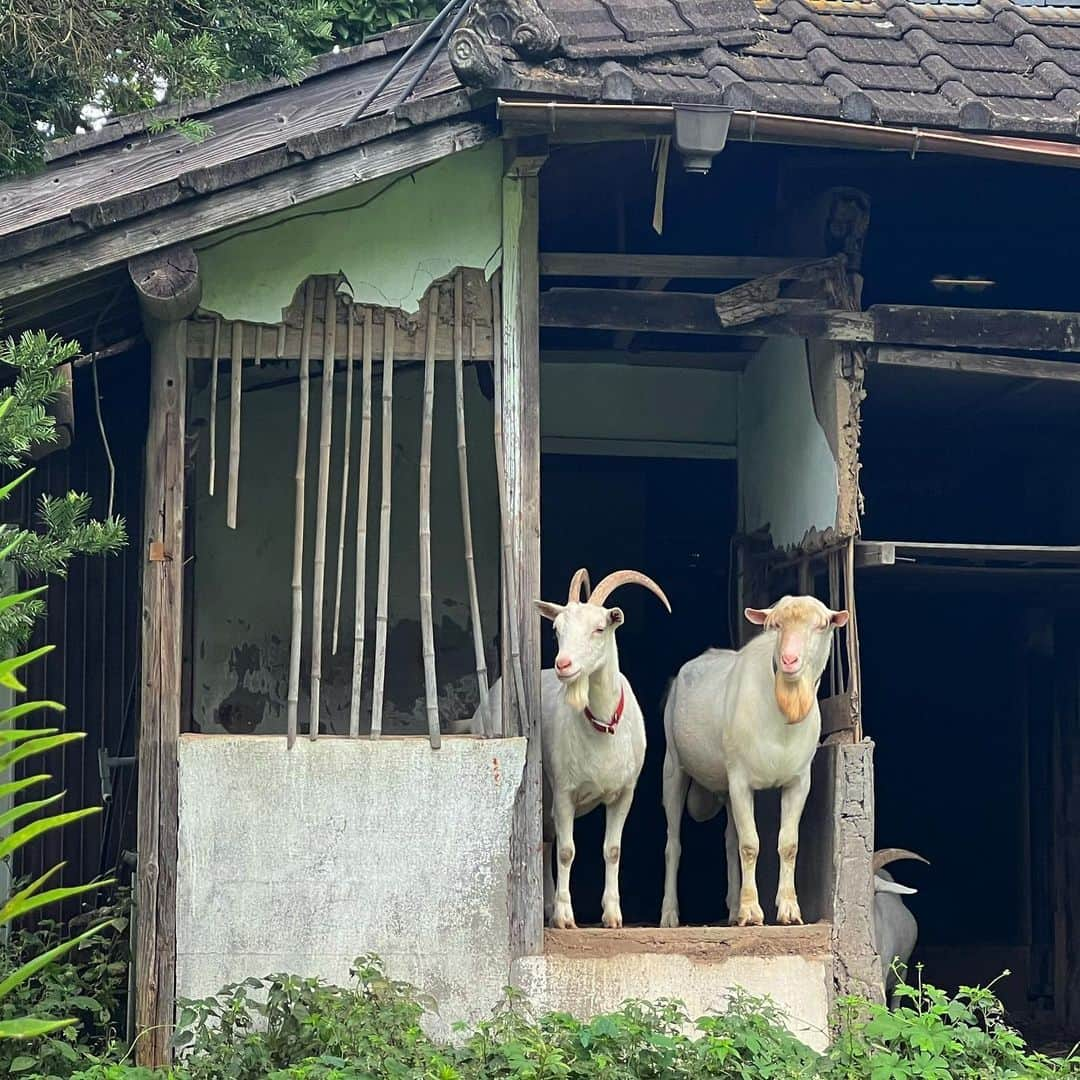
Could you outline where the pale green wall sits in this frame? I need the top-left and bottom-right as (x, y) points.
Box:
(738, 337), (839, 549)
(195, 143), (502, 323)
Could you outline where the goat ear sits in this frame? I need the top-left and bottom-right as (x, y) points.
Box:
(607, 607), (624, 628)
(830, 610), (850, 628)
(535, 600), (563, 622)
(745, 607), (771, 626)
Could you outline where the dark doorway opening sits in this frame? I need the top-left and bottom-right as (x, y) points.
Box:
(540, 453), (737, 926)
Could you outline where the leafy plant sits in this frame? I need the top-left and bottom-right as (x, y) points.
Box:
(0, 636), (118, 1042)
(0, 888), (130, 1075)
(0, 330), (126, 654)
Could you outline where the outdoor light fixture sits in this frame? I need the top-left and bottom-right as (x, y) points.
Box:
(673, 104), (734, 174)
(931, 274), (996, 294)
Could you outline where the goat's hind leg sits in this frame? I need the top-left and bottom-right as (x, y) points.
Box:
(723, 802), (741, 926)
(660, 745), (690, 928)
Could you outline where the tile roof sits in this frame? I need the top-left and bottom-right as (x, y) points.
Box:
(450, 0), (1080, 135)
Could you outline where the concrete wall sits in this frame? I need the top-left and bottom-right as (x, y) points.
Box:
(738, 337), (839, 549)
(176, 733), (527, 1038)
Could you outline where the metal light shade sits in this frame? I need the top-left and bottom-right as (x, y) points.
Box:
(673, 103), (734, 173)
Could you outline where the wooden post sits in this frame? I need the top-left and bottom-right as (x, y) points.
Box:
(503, 138), (545, 957)
(418, 289), (441, 749)
(128, 245), (196, 1067)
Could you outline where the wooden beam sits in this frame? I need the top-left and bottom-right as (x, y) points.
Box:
(135, 320), (186, 1067)
(539, 253), (816, 279)
(503, 150), (544, 959)
(613, 276), (668, 349)
(870, 345), (1080, 383)
(0, 121), (492, 301)
(713, 255), (844, 328)
(540, 289), (1080, 353)
(858, 541), (1080, 567)
(540, 347), (752, 370)
(128, 246), (201, 323)
(539, 287), (868, 338)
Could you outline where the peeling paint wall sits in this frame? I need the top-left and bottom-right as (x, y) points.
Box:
(738, 338), (840, 550)
(195, 144), (502, 323)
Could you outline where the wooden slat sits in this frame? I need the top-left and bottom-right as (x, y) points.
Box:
(135, 322), (186, 1067)
(540, 288), (1080, 353)
(0, 121), (491, 300)
(820, 693), (854, 738)
(858, 541), (1080, 567)
(870, 345), (1080, 382)
(539, 253), (816, 279)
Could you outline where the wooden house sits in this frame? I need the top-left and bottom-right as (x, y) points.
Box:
(2, 0), (1080, 1064)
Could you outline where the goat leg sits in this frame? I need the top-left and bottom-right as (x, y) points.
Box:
(724, 806), (740, 923)
(550, 794), (577, 929)
(776, 770), (811, 925)
(542, 841), (554, 924)
(601, 788), (633, 928)
(660, 748), (689, 928)
(727, 772), (764, 927)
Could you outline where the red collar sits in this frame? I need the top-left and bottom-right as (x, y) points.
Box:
(585, 687), (625, 735)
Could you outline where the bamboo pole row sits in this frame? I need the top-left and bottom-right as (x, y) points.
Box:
(491, 272), (527, 737)
(309, 285), (338, 738)
(208, 316), (221, 497)
(227, 321), (243, 529)
(455, 272), (490, 736)
(332, 306), (356, 655)
(369, 317), (395, 739)
(286, 280), (316, 747)
(349, 308), (374, 738)
(419, 289), (442, 749)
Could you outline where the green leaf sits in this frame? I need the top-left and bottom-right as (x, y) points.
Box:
(0, 730), (85, 775)
(0, 585), (48, 617)
(0, 644), (53, 691)
(0, 876), (114, 925)
(0, 805), (102, 863)
(0, 699), (65, 725)
(9, 1053), (37, 1070)
(0, 1016), (75, 1039)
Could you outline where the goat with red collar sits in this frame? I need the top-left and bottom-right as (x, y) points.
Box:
(457, 567), (671, 929)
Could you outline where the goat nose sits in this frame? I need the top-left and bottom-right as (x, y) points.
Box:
(781, 652), (799, 667)
(555, 656), (572, 672)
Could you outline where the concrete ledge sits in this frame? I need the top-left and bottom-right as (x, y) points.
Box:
(545, 923), (832, 961)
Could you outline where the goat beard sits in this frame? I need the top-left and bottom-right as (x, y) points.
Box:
(564, 673), (590, 713)
(773, 673), (816, 724)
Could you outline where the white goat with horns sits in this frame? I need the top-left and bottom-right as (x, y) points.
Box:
(874, 847), (929, 1007)
(460, 567), (671, 929)
(660, 595), (848, 929)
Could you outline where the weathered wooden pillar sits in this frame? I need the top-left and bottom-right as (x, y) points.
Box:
(129, 245), (197, 1066)
(502, 137), (546, 956)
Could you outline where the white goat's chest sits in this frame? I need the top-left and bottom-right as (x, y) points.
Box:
(542, 679), (645, 815)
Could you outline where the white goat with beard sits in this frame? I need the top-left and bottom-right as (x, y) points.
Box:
(459, 567), (671, 929)
(660, 595), (848, 929)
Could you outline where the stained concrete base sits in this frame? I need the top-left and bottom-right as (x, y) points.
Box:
(176, 735), (832, 1051)
(513, 927), (832, 1052)
(176, 734), (527, 1040)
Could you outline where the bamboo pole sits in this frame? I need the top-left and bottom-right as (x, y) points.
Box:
(226, 321), (243, 529)
(369, 316), (395, 739)
(254, 325), (263, 368)
(349, 308), (374, 738)
(208, 316), (221, 496)
(332, 305), (356, 654)
(419, 288), (442, 750)
(310, 281), (338, 738)
(276, 323), (286, 359)
(491, 273), (527, 737)
(454, 272), (490, 736)
(286, 281), (316, 748)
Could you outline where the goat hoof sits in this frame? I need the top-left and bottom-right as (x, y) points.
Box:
(735, 903), (764, 927)
(551, 904), (577, 930)
(659, 909), (680, 929)
(776, 900), (803, 926)
(602, 911), (623, 929)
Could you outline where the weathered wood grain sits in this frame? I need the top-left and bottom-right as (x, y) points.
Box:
(135, 322), (186, 1067)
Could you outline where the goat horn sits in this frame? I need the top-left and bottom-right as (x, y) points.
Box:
(873, 848), (930, 874)
(567, 568), (591, 605)
(589, 570), (672, 613)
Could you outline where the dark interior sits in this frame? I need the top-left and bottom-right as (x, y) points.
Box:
(540, 453), (737, 926)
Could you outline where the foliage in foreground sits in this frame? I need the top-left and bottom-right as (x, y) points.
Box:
(9, 955), (1074, 1080)
(0, 0), (438, 175)
(0, 329), (127, 654)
